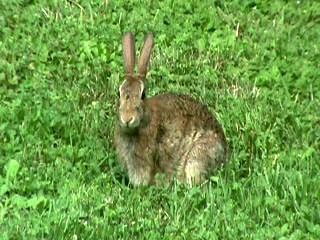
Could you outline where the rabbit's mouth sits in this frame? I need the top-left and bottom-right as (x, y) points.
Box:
(119, 124), (140, 135)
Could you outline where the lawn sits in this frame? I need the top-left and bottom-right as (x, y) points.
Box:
(0, 0), (319, 239)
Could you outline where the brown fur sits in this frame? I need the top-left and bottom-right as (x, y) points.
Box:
(114, 33), (228, 186)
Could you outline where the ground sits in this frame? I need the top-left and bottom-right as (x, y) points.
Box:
(0, 0), (319, 239)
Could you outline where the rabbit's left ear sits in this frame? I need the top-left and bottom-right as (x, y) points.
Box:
(138, 33), (154, 79)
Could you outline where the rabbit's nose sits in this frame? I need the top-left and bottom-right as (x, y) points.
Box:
(121, 116), (135, 126)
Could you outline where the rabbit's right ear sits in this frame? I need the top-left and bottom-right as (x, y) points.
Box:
(123, 32), (136, 76)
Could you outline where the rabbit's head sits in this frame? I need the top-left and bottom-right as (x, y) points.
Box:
(118, 32), (154, 131)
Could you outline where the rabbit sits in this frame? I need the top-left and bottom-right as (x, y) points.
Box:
(114, 32), (228, 186)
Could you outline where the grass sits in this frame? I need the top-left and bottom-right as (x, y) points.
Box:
(0, 0), (319, 239)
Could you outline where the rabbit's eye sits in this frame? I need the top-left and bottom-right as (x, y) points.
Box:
(141, 90), (146, 100)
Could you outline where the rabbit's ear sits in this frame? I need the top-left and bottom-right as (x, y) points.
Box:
(123, 32), (136, 76)
(138, 33), (154, 78)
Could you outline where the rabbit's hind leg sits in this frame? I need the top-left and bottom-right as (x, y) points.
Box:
(183, 134), (225, 186)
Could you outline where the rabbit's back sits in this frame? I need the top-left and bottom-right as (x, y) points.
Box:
(148, 94), (223, 132)
(145, 94), (227, 183)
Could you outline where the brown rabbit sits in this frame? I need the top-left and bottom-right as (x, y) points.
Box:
(114, 32), (228, 186)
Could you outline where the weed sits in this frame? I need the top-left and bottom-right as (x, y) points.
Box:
(0, 0), (319, 239)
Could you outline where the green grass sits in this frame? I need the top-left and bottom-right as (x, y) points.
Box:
(1, 0), (319, 239)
